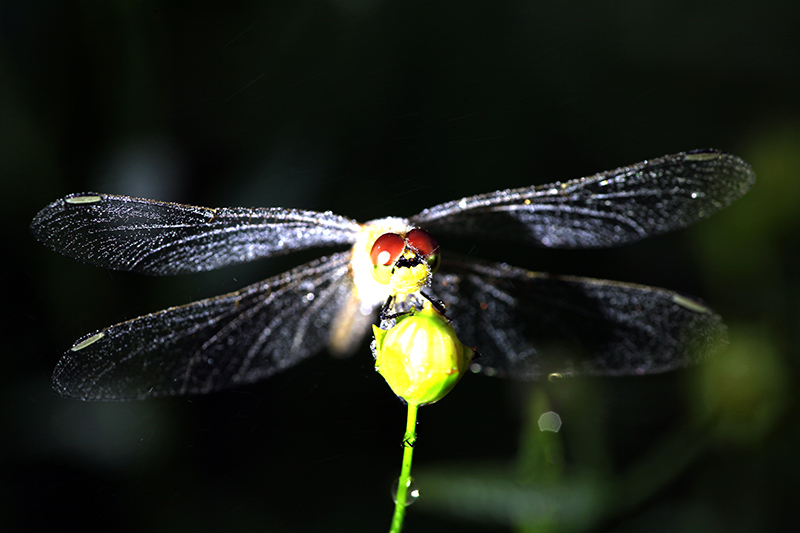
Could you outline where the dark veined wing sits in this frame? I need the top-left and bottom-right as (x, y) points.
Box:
(53, 252), (360, 400)
(410, 149), (754, 249)
(31, 193), (362, 275)
(431, 255), (726, 379)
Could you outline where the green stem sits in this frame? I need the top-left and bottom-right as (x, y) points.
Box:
(389, 402), (419, 533)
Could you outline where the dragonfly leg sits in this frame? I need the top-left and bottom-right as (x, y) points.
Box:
(420, 290), (448, 319)
(382, 308), (412, 321)
(380, 294), (421, 321)
(379, 295), (397, 321)
(380, 292), (447, 321)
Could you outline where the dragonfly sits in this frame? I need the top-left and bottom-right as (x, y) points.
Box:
(31, 149), (754, 401)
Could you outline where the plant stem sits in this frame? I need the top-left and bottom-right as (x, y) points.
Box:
(389, 402), (419, 533)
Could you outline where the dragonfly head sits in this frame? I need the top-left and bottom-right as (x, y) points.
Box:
(369, 228), (440, 295)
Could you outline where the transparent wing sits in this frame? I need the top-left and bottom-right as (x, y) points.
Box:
(53, 252), (360, 400)
(411, 149), (754, 249)
(31, 193), (362, 275)
(431, 255), (726, 379)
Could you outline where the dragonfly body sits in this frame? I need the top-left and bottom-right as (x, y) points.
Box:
(31, 149), (755, 401)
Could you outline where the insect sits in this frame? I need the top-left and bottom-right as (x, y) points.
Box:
(30, 149), (754, 401)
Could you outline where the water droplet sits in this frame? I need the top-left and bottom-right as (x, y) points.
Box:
(305, 292), (315, 301)
(65, 194), (102, 205)
(672, 294), (709, 313)
(391, 477), (419, 506)
(685, 150), (720, 162)
(538, 411), (562, 432)
(70, 331), (105, 351)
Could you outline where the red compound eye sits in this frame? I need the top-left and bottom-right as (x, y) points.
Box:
(370, 233), (405, 266)
(405, 228), (439, 258)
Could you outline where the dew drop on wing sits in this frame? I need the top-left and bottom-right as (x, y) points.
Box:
(65, 195), (102, 205)
(71, 332), (105, 351)
(685, 151), (721, 162)
(671, 294), (711, 314)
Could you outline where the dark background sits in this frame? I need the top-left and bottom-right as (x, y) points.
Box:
(2, 1), (798, 532)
